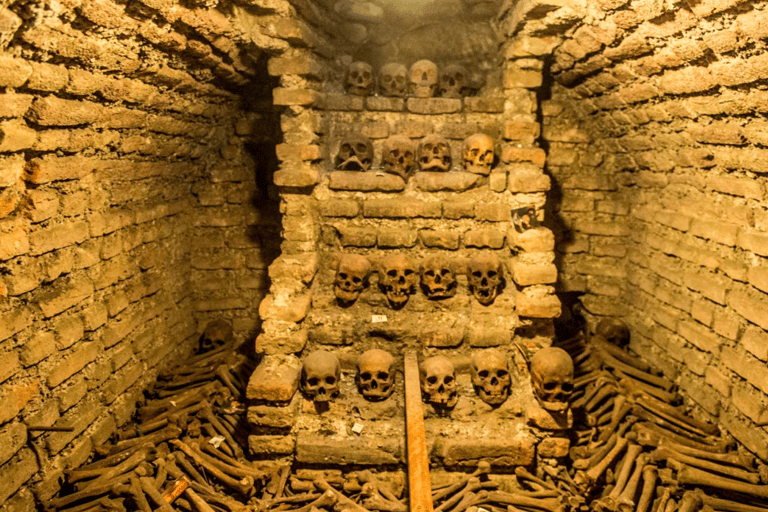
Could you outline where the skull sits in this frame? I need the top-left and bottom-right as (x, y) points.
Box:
(301, 351), (341, 403)
(334, 254), (371, 305)
(463, 133), (495, 176)
(419, 256), (457, 300)
(470, 349), (511, 406)
(345, 61), (374, 96)
(595, 318), (630, 347)
(530, 347), (574, 412)
(199, 319), (233, 353)
(378, 63), (408, 98)
(468, 253), (504, 306)
(335, 134), (374, 171)
(356, 349), (396, 401)
(439, 64), (468, 98)
(417, 135), (452, 172)
(382, 135), (417, 181)
(408, 60), (438, 98)
(420, 355), (458, 408)
(379, 254), (418, 309)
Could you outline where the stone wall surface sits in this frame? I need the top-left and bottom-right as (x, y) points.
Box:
(0, 0), (319, 506)
(537, 0), (768, 460)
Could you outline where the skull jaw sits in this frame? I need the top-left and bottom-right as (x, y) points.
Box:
(338, 156), (370, 172)
(348, 85), (372, 96)
(382, 86), (406, 98)
(440, 88), (462, 99)
(307, 388), (339, 403)
(466, 163), (492, 176)
(426, 391), (458, 409)
(334, 284), (362, 305)
(420, 158), (451, 172)
(537, 398), (570, 412)
(472, 287), (499, 306)
(359, 383), (394, 402)
(477, 388), (509, 406)
(411, 86), (436, 98)
(384, 287), (411, 309)
(422, 284), (457, 300)
(383, 164), (413, 181)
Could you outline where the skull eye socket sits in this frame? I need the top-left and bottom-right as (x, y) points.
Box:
(471, 149), (480, 157)
(339, 272), (348, 280)
(356, 144), (368, 153)
(352, 277), (361, 284)
(363, 71), (371, 79)
(308, 377), (319, 386)
(383, 74), (392, 81)
(497, 370), (509, 378)
(350, 71), (359, 79)
(472, 271), (482, 278)
(404, 269), (414, 276)
(405, 151), (413, 158)
(396, 76), (405, 84)
(377, 371), (389, 380)
(444, 375), (454, 384)
(478, 370), (489, 379)
(543, 382), (558, 391)
(361, 372), (372, 381)
(427, 376), (438, 385)
(440, 269), (450, 276)
(387, 269), (398, 277)
(425, 270), (435, 277)
(325, 376), (336, 385)
(455, 73), (464, 81)
(428, 69), (436, 79)
(488, 271), (498, 278)
(341, 144), (351, 153)
(561, 382), (574, 393)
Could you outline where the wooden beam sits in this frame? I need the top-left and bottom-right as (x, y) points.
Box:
(404, 352), (434, 512)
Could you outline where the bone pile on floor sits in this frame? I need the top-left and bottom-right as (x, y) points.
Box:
(46, 341), (261, 512)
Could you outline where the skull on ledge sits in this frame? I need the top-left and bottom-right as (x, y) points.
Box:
(439, 64), (469, 99)
(381, 135), (417, 181)
(463, 133), (495, 176)
(417, 135), (452, 172)
(420, 355), (458, 408)
(470, 349), (511, 406)
(420, 255), (457, 300)
(408, 59), (438, 98)
(356, 349), (396, 401)
(378, 254), (419, 309)
(468, 253), (504, 306)
(301, 350), (341, 403)
(379, 63), (408, 98)
(345, 61), (374, 96)
(334, 254), (371, 305)
(530, 347), (574, 412)
(335, 134), (374, 172)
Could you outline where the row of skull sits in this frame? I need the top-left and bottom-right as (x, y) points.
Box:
(335, 253), (504, 308)
(346, 60), (474, 98)
(300, 347), (575, 412)
(336, 133), (495, 179)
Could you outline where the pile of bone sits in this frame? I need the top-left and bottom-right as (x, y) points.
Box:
(46, 320), (263, 512)
(345, 60), (477, 98)
(550, 318), (768, 512)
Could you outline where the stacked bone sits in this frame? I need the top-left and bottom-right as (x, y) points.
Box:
(551, 318), (768, 512)
(47, 321), (266, 512)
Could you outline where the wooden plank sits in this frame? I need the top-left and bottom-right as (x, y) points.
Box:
(404, 352), (434, 512)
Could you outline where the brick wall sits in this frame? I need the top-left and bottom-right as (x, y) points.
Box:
(0, 0), (317, 505)
(539, 0), (768, 459)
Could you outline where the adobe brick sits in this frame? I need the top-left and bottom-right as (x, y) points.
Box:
(377, 229), (418, 248)
(0, 120), (36, 152)
(489, 170), (507, 192)
(690, 218), (738, 247)
(443, 201), (475, 219)
(0, 421), (26, 468)
(26, 96), (108, 127)
(516, 290), (561, 318)
(503, 68), (542, 89)
(246, 354), (300, 402)
(249, 435), (295, 457)
(19, 331), (56, 367)
(728, 287), (768, 331)
(658, 66), (715, 95)
(464, 97), (505, 113)
(0, 56), (32, 88)
(678, 320), (722, 354)
(352, 120), (389, 139)
(394, 119), (433, 138)
(511, 262), (557, 286)
(0, 381), (38, 424)
(363, 199), (440, 219)
(508, 227), (554, 252)
(273, 167), (320, 188)
(29, 220), (89, 255)
(412, 172), (480, 192)
(340, 227), (377, 247)
(273, 88), (323, 107)
(501, 145), (546, 166)
(0, 225), (29, 261)
(418, 230), (460, 250)
(318, 199), (359, 218)
(322, 93), (363, 111)
(407, 97), (462, 115)
(267, 55), (325, 78)
(503, 120), (541, 142)
(475, 203), (511, 222)
(329, 171), (404, 192)
(45, 396), (103, 455)
(508, 170), (550, 192)
(366, 96), (405, 111)
(742, 326), (768, 362)
(463, 229), (505, 249)
(0, 448), (39, 504)
(0, 92), (33, 119)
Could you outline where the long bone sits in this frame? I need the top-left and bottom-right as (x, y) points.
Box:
(139, 477), (175, 512)
(617, 453), (648, 511)
(677, 464), (768, 500)
(514, 467), (558, 492)
(588, 396), (616, 425)
(474, 490), (562, 511)
(574, 418), (634, 471)
(183, 488), (217, 512)
(198, 405), (244, 459)
(358, 470), (405, 506)
(650, 447), (761, 484)
(616, 374), (679, 404)
(593, 444), (643, 511)
(126, 476), (153, 512)
(313, 476), (370, 512)
(165, 457), (217, 496)
(597, 395), (632, 443)
(631, 409), (717, 445)
(636, 395), (718, 437)
(102, 425), (182, 457)
(78, 447), (152, 490)
(677, 491), (704, 512)
(574, 436), (629, 492)
(634, 422), (732, 453)
(695, 488), (768, 512)
(594, 347), (675, 391)
(590, 336), (653, 372)
(170, 439), (254, 496)
(290, 490), (338, 512)
(188, 441), (264, 482)
(573, 374), (617, 410)
(435, 477), (493, 512)
(432, 461), (491, 501)
(635, 465), (657, 512)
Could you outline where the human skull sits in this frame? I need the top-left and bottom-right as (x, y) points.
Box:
(417, 135), (452, 172)
(470, 349), (511, 406)
(346, 61), (374, 96)
(463, 133), (495, 176)
(408, 60), (438, 98)
(595, 318), (630, 347)
(334, 254), (371, 305)
(199, 319), (233, 353)
(439, 64), (468, 98)
(335, 134), (374, 171)
(379, 254), (418, 309)
(378, 63), (407, 98)
(356, 349), (396, 401)
(530, 347), (574, 412)
(468, 253), (504, 306)
(382, 135), (417, 181)
(420, 355), (458, 408)
(301, 351), (341, 403)
(420, 256), (457, 300)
